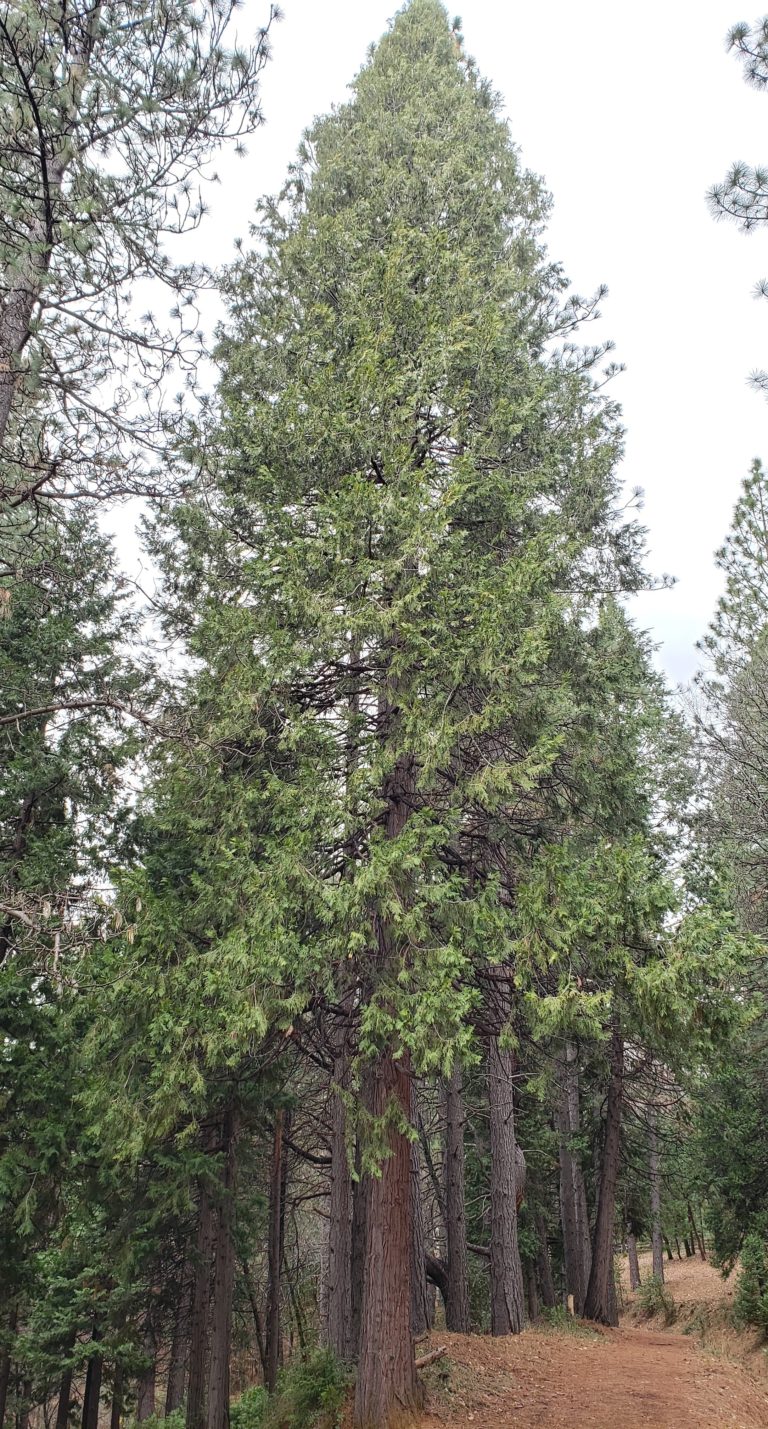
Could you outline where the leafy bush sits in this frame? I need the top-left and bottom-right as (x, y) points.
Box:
(127, 1412), (185, 1429)
(734, 1233), (768, 1334)
(262, 1350), (347, 1429)
(230, 1386), (268, 1429)
(636, 1274), (676, 1325)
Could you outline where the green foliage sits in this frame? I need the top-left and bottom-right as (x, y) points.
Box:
(636, 1275), (676, 1325)
(229, 1387), (268, 1429)
(128, 1413), (186, 1429)
(734, 1233), (768, 1333)
(539, 1305), (596, 1337)
(262, 1350), (347, 1429)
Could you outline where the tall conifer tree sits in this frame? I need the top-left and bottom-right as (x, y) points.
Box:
(163, 2), (644, 1420)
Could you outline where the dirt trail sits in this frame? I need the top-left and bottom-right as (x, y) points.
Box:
(417, 1321), (768, 1427)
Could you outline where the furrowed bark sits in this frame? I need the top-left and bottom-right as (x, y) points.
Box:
(556, 1043), (591, 1314)
(81, 1329), (103, 1429)
(583, 1021), (624, 1326)
(410, 1133), (430, 1338)
(136, 1325), (156, 1421)
(354, 1048), (418, 1428)
(265, 1108), (285, 1393)
(207, 1105), (239, 1429)
(488, 1024), (525, 1336)
(165, 1266), (191, 1415)
(186, 1177), (215, 1429)
(627, 1230), (641, 1291)
(326, 1059), (353, 1362)
(535, 1214), (556, 1309)
(443, 1061), (470, 1333)
(0, 1305), (17, 1429)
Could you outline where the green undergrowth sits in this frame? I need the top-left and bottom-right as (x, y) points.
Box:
(239, 1350), (348, 1429)
(130, 1352), (348, 1429)
(635, 1275), (677, 1325)
(538, 1305), (599, 1337)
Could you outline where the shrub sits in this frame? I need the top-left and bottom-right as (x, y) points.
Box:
(636, 1275), (676, 1325)
(734, 1233), (768, 1334)
(230, 1386), (268, 1429)
(262, 1349), (347, 1429)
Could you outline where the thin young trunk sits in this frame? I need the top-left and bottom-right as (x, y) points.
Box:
(410, 1134), (430, 1338)
(186, 1179), (215, 1429)
(136, 1327), (156, 1422)
(207, 1106), (239, 1429)
(81, 1331), (103, 1429)
(355, 1048), (417, 1428)
(583, 1022), (623, 1326)
(688, 1202), (706, 1260)
(166, 1268), (191, 1415)
(488, 1029), (525, 1335)
(649, 1117), (664, 1283)
(675, 1237), (683, 1260)
(535, 1215), (556, 1310)
(55, 1368), (74, 1429)
(326, 1061), (353, 1361)
(17, 1380), (31, 1429)
(443, 1062), (470, 1333)
(110, 1365), (123, 1429)
(627, 1232), (641, 1291)
(0, 1306), (18, 1429)
(526, 1266), (539, 1322)
(240, 1259), (267, 1381)
(565, 1042), (592, 1305)
(265, 1108), (284, 1393)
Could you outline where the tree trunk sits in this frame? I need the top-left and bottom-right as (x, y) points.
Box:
(410, 1134), (430, 1338)
(688, 1202), (706, 1260)
(443, 1062), (470, 1333)
(684, 1237), (694, 1258)
(627, 1232), (641, 1291)
(17, 1380), (31, 1429)
(265, 1108), (285, 1393)
(583, 1021), (623, 1326)
(0, 1306), (18, 1429)
(81, 1332), (103, 1429)
(166, 1269), (191, 1415)
(0, 10), (101, 449)
(556, 1043), (591, 1315)
(349, 1137), (368, 1363)
(488, 1032), (525, 1335)
(136, 1327), (156, 1422)
(354, 1048), (417, 1429)
(526, 1266), (539, 1322)
(186, 1179), (215, 1429)
(207, 1105), (239, 1429)
(649, 1118), (664, 1283)
(55, 1368), (74, 1429)
(110, 1365), (123, 1429)
(326, 1062), (353, 1362)
(535, 1215), (556, 1310)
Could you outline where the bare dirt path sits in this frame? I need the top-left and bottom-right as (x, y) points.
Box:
(416, 1321), (768, 1427)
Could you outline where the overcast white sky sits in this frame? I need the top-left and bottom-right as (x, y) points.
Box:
(159, 0), (768, 684)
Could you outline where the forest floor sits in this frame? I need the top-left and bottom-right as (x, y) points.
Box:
(409, 1254), (768, 1427)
